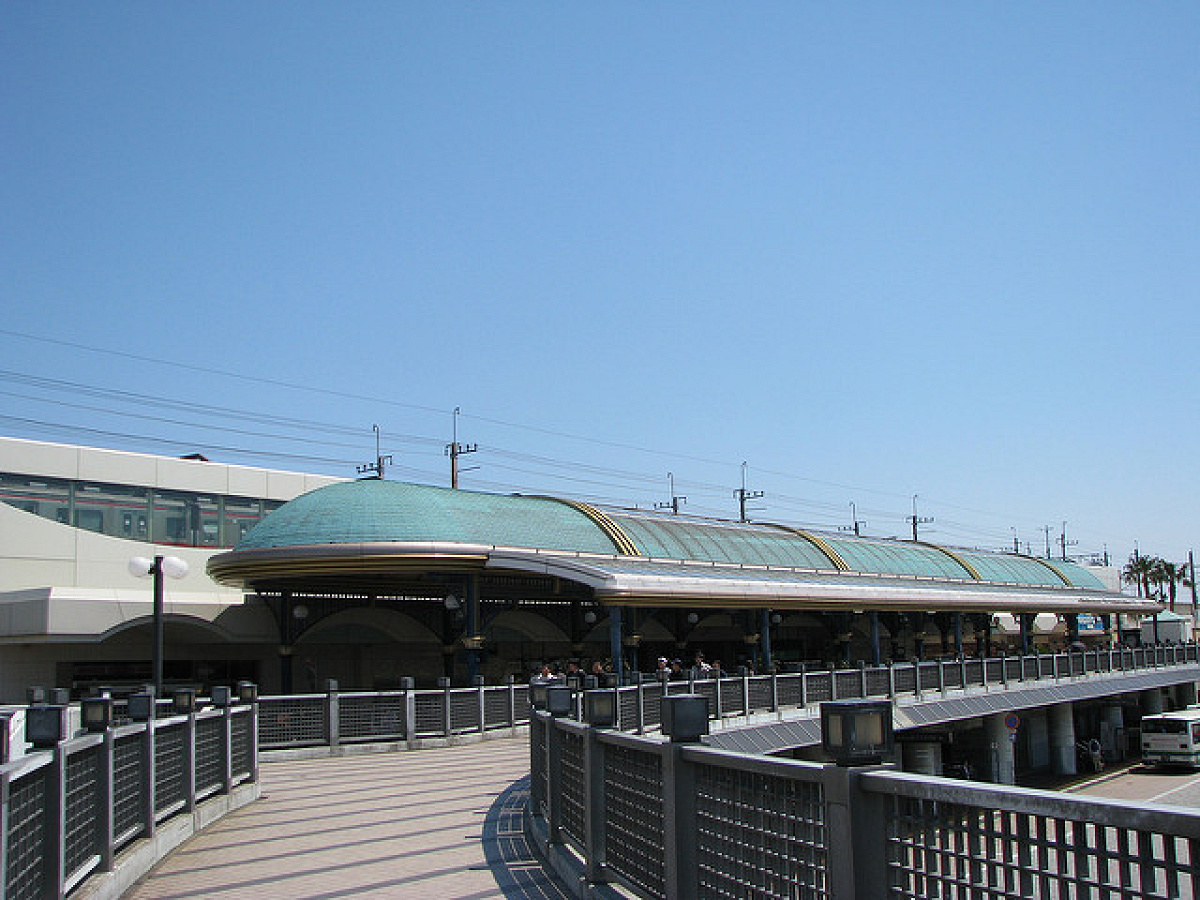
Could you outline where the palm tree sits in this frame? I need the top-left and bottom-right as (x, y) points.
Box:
(1123, 554), (1156, 599)
(1159, 560), (1190, 611)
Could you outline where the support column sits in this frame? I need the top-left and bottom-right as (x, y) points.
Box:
(902, 740), (943, 776)
(986, 713), (1016, 785)
(1049, 703), (1076, 776)
(1100, 705), (1125, 762)
(870, 612), (881, 666)
(1141, 688), (1164, 716)
(465, 575), (480, 685)
(760, 609), (773, 673)
(1175, 681), (1198, 709)
(608, 606), (623, 686)
(954, 613), (964, 658)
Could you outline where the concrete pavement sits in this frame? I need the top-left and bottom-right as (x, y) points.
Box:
(124, 737), (572, 900)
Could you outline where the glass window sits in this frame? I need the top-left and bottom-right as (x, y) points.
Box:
(221, 496), (263, 547)
(74, 482), (150, 539)
(0, 473), (71, 522)
(151, 490), (219, 547)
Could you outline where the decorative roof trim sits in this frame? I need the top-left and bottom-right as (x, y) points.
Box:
(915, 541), (982, 580)
(1035, 558), (1078, 587)
(530, 496), (641, 556)
(766, 525), (850, 571)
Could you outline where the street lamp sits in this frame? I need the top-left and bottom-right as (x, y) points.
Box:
(129, 555), (189, 697)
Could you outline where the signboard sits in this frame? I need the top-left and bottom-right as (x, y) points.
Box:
(1004, 714), (1020, 732)
(1076, 613), (1107, 634)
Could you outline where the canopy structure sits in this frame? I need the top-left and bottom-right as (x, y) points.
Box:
(208, 479), (1150, 616)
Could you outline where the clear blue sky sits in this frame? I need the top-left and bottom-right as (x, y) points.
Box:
(2, 3), (1197, 566)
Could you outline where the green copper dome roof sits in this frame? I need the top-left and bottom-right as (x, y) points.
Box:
(235, 479), (621, 554)
(231, 478), (1109, 592)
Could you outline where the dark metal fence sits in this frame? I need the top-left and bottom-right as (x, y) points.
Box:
(0, 704), (256, 900)
(249, 644), (1199, 751)
(531, 708), (1200, 900)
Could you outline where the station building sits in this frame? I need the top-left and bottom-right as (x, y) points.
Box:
(0, 435), (1158, 701)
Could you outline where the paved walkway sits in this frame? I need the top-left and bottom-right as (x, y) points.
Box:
(125, 738), (572, 900)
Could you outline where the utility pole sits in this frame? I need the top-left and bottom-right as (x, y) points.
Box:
(357, 424), (392, 479)
(656, 472), (687, 515)
(1011, 527), (1020, 554)
(734, 462), (764, 523)
(1189, 550), (1197, 613)
(1043, 526), (1054, 559)
(445, 407), (478, 489)
(907, 495), (933, 541)
(840, 501), (865, 537)
(1059, 521), (1078, 561)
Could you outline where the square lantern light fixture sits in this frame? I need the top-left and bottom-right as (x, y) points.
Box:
(237, 681), (258, 704)
(128, 692), (156, 722)
(662, 694), (709, 743)
(26, 704), (68, 748)
(584, 689), (616, 728)
(529, 679), (550, 710)
(821, 699), (894, 766)
(546, 685), (573, 718)
(81, 695), (114, 732)
(172, 688), (197, 715)
(211, 686), (232, 707)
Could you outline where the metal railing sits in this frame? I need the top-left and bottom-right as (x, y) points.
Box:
(249, 644), (1200, 751)
(530, 708), (1200, 899)
(1, 704), (257, 900)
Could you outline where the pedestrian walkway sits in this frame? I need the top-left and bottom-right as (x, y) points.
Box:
(124, 737), (572, 900)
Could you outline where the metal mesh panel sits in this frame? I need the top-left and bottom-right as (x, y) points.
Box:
(918, 663), (941, 691)
(558, 729), (586, 851)
(6, 765), (48, 900)
(806, 673), (833, 703)
(964, 659), (984, 686)
(884, 794), (1198, 900)
(529, 716), (547, 813)
(257, 697), (326, 747)
(339, 694), (406, 741)
(692, 681), (718, 716)
(414, 693), (445, 735)
(775, 674), (803, 707)
(231, 711), (253, 778)
(64, 744), (102, 880)
(943, 662), (964, 690)
(718, 679), (744, 716)
(642, 683), (666, 729)
(985, 659), (1004, 683)
(748, 676), (774, 710)
(113, 732), (145, 845)
(195, 716), (224, 795)
(695, 762), (828, 900)
(603, 742), (665, 897)
(154, 724), (185, 815)
(618, 688), (640, 728)
(449, 690), (479, 733)
(483, 687), (512, 729)
(866, 668), (891, 697)
(835, 671), (864, 700)
(513, 685), (531, 722)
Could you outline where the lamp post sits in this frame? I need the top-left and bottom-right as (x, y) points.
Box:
(129, 554), (189, 697)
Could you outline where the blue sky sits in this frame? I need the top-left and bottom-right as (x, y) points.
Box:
(2, 3), (1197, 565)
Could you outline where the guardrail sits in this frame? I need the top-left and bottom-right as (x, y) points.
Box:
(1, 703), (256, 900)
(251, 645), (1200, 751)
(529, 705), (1200, 899)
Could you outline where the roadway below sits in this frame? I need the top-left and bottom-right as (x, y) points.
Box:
(1068, 762), (1200, 809)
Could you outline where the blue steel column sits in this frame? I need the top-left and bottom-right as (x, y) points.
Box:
(870, 612), (881, 666)
(760, 609), (773, 672)
(608, 606), (623, 685)
(465, 575), (479, 685)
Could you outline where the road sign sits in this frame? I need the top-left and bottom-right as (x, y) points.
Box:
(1004, 714), (1020, 731)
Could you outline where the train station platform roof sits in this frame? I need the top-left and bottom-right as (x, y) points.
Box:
(207, 479), (1156, 615)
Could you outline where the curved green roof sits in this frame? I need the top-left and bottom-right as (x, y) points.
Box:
(603, 510), (839, 570)
(236, 480), (621, 554)
(233, 479), (1111, 593)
